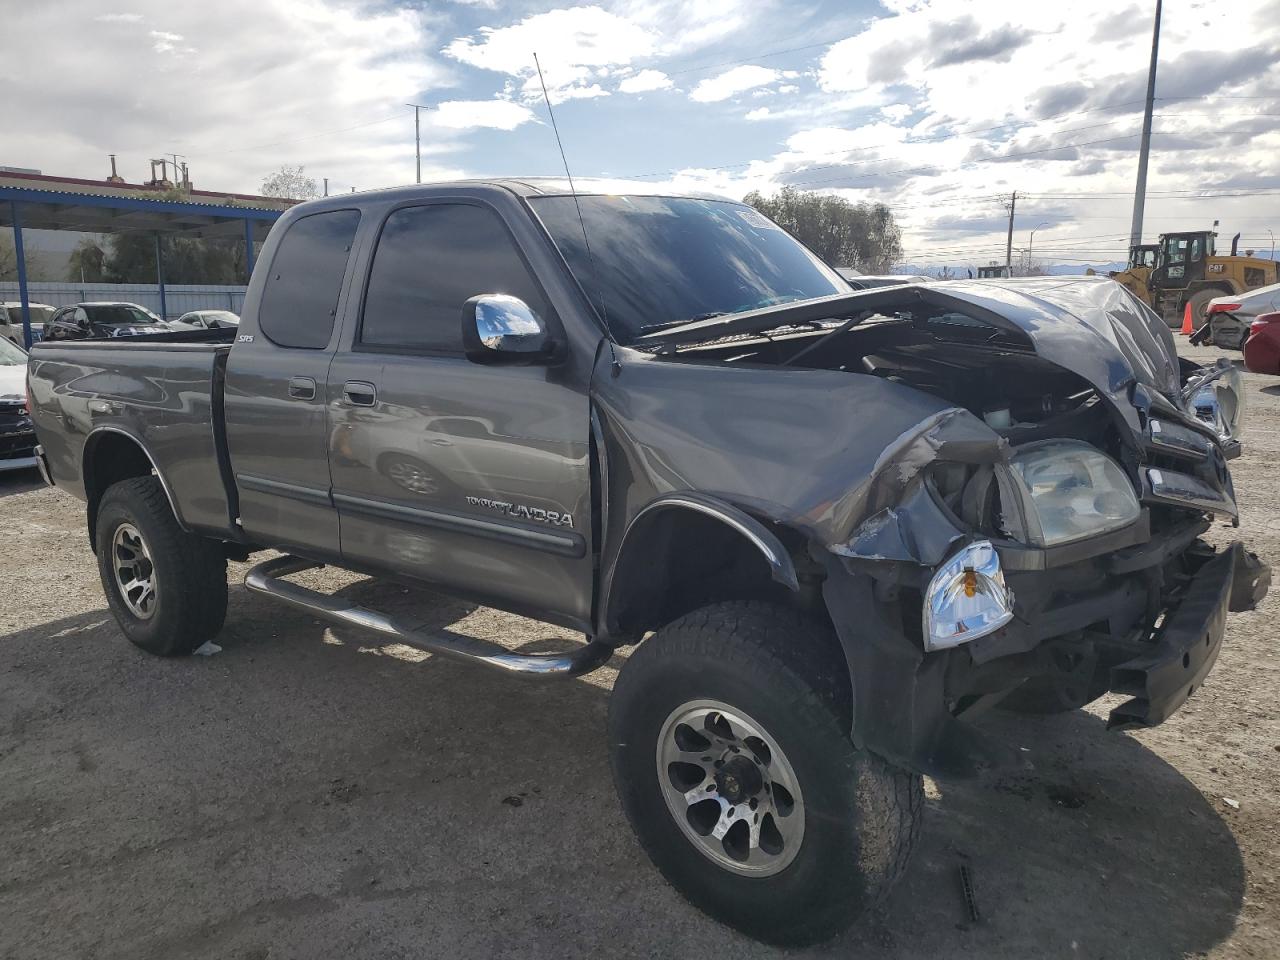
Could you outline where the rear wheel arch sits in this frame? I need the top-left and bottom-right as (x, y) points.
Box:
(82, 428), (183, 550)
(602, 494), (814, 639)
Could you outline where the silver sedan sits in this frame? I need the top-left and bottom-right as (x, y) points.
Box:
(1200, 282), (1280, 350)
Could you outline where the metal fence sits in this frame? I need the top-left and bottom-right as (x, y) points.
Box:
(0, 282), (247, 320)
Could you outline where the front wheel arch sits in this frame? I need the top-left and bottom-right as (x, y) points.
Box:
(601, 494), (802, 639)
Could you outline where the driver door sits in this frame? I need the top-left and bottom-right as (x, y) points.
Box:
(327, 199), (594, 630)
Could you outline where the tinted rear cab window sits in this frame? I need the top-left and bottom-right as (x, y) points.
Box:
(259, 209), (361, 349)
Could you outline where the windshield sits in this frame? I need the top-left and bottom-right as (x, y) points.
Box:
(1130, 248), (1156, 270)
(84, 304), (162, 326)
(0, 336), (26, 364)
(529, 195), (846, 344)
(203, 311), (239, 325)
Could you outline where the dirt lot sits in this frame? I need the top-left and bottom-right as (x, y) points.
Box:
(2, 341), (1278, 960)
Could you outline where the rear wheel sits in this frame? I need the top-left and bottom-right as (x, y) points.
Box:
(95, 476), (227, 656)
(609, 602), (922, 946)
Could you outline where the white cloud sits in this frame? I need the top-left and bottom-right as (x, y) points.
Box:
(689, 65), (795, 103)
(745, 107), (771, 121)
(624, 0), (774, 57)
(445, 6), (658, 102)
(433, 100), (537, 131)
(149, 30), (193, 55)
(618, 69), (672, 93)
(94, 12), (142, 23)
(4, 0), (458, 193)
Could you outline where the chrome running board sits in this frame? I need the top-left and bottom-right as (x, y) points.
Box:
(244, 555), (614, 678)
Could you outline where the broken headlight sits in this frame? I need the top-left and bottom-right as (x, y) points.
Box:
(923, 540), (1014, 651)
(1003, 439), (1140, 547)
(1184, 363), (1244, 442)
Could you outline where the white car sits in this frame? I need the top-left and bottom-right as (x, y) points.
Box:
(0, 301), (56, 346)
(0, 336), (37, 474)
(171, 309), (240, 330)
(1199, 283), (1280, 350)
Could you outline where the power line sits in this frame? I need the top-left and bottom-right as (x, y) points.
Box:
(200, 113), (404, 157)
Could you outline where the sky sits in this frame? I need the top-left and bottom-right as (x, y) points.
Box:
(4, 0), (1280, 272)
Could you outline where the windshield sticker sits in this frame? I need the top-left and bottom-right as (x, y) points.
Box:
(736, 208), (779, 231)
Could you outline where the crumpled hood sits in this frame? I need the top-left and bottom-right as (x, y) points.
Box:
(927, 276), (1182, 404)
(643, 276), (1182, 431)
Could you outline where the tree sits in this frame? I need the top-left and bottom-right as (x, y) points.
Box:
(0, 235), (15, 281)
(743, 186), (903, 272)
(68, 237), (109, 282)
(66, 232), (249, 284)
(0, 233), (44, 281)
(1013, 251), (1046, 277)
(260, 164), (319, 200)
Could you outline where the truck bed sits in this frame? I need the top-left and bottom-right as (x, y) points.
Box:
(27, 334), (240, 538)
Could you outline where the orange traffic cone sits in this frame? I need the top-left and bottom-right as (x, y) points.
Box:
(1180, 301), (1194, 335)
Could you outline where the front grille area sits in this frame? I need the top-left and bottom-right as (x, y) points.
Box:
(0, 411), (35, 460)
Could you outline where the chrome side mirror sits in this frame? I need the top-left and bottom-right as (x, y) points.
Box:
(462, 294), (553, 363)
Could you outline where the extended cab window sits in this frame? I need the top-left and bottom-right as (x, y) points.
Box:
(259, 209), (360, 349)
(360, 203), (547, 352)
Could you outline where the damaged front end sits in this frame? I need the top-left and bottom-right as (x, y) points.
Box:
(809, 280), (1270, 777)
(624, 276), (1269, 778)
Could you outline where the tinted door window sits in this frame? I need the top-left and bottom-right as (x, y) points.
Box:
(259, 209), (360, 349)
(360, 203), (547, 352)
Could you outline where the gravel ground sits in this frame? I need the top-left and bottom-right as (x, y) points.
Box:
(2, 341), (1277, 960)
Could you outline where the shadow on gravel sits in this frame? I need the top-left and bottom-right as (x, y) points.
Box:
(0, 579), (1246, 960)
(0, 469), (42, 500)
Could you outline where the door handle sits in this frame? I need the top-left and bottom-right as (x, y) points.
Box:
(343, 381), (377, 406)
(288, 376), (316, 400)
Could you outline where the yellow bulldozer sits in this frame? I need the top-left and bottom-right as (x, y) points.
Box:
(1111, 231), (1278, 328)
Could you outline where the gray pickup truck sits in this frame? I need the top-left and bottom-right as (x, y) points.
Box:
(26, 180), (1269, 945)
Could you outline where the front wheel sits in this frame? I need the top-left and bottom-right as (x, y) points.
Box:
(609, 602), (922, 946)
(1187, 289), (1219, 330)
(95, 476), (228, 656)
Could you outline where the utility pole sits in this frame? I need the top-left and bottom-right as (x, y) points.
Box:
(323, 177), (329, 197)
(407, 103), (428, 184)
(1027, 221), (1050, 271)
(1130, 0), (1162, 248)
(1004, 191), (1018, 275)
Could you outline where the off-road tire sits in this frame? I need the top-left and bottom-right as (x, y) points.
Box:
(609, 601), (923, 946)
(95, 476), (227, 656)
(1187, 288), (1220, 330)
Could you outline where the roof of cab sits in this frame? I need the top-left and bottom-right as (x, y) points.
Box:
(286, 177), (734, 212)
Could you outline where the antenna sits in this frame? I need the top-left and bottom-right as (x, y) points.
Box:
(533, 52), (616, 348)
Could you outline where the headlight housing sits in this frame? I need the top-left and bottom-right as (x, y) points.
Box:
(923, 540), (1013, 651)
(1003, 439), (1141, 547)
(1185, 363), (1244, 442)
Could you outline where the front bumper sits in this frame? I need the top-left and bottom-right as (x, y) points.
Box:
(822, 537), (1269, 779)
(1107, 542), (1268, 729)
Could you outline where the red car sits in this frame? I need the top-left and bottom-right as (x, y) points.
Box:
(1243, 311), (1280, 374)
